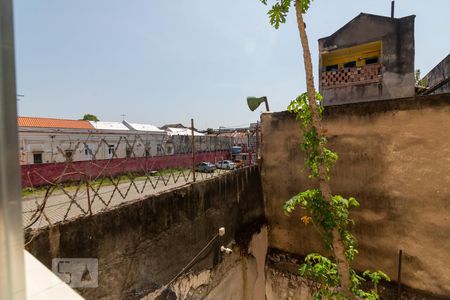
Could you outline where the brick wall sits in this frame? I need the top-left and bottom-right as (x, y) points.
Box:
(321, 64), (382, 88)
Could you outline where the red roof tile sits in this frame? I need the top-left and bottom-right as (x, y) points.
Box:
(18, 117), (94, 130)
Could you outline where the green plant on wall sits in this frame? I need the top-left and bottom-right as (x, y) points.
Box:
(415, 69), (428, 89)
(258, 0), (390, 298)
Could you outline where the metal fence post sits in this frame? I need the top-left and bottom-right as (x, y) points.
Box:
(191, 118), (196, 182)
(247, 130), (252, 165)
(0, 0), (26, 298)
(397, 249), (403, 300)
(255, 121), (260, 165)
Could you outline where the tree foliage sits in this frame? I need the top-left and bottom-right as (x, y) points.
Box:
(300, 254), (389, 300)
(415, 69), (427, 88)
(258, 1), (390, 298)
(284, 90), (390, 300)
(259, 0), (312, 29)
(82, 114), (99, 121)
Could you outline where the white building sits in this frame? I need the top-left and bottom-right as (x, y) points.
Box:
(166, 127), (204, 136)
(19, 117), (97, 164)
(122, 120), (169, 155)
(18, 116), (236, 165)
(18, 117), (170, 164)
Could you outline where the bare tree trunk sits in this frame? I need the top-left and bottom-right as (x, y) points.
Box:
(294, 1), (353, 297)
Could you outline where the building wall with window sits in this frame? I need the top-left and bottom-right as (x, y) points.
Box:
(17, 117), (238, 165)
(20, 130), (116, 164)
(19, 129), (169, 165)
(167, 135), (232, 155)
(318, 13), (415, 105)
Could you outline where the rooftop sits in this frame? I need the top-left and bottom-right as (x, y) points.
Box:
(122, 120), (165, 133)
(18, 117), (94, 130)
(319, 12), (416, 42)
(167, 127), (204, 136)
(89, 121), (130, 131)
(160, 123), (186, 130)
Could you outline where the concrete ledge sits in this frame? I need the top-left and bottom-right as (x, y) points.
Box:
(25, 250), (84, 300)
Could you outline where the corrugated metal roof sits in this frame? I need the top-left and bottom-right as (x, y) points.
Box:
(122, 121), (164, 133)
(217, 131), (248, 137)
(18, 117), (94, 129)
(160, 123), (186, 129)
(167, 127), (204, 136)
(89, 121), (129, 131)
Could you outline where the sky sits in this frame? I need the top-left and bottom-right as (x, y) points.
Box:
(13, 0), (450, 129)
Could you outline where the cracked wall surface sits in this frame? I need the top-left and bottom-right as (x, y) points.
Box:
(141, 226), (268, 300)
(145, 226), (314, 300)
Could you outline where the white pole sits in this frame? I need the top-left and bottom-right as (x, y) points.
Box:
(0, 0), (26, 298)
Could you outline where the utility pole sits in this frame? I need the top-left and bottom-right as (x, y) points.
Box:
(397, 249), (403, 300)
(391, 1), (395, 18)
(191, 118), (196, 182)
(255, 121), (260, 165)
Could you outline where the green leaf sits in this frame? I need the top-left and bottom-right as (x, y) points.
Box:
(298, 0), (313, 13)
(257, 1), (390, 297)
(267, 2), (290, 29)
(363, 270), (391, 284)
(348, 197), (360, 208)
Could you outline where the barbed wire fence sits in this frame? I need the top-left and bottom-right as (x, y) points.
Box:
(22, 123), (260, 232)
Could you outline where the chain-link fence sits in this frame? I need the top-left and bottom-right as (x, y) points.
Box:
(21, 129), (259, 230)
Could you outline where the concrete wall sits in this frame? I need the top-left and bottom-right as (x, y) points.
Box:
(21, 150), (230, 187)
(164, 226), (268, 300)
(260, 93), (450, 298)
(423, 54), (450, 95)
(142, 226), (268, 300)
(26, 166), (264, 300)
(146, 226), (310, 300)
(319, 14), (415, 105)
(266, 248), (449, 300)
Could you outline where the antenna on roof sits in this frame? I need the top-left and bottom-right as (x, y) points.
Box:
(120, 114), (126, 120)
(391, 0), (395, 18)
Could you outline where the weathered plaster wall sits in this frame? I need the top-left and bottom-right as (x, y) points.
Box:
(26, 166), (264, 300)
(265, 267), (312, 300)
(260, 93), (450, 298)
(201, 226), (268, 300)
(143, 226), (268, 300)
(319, 14), (415, 105)
(266, 248), (449, 300)
(423, 54), (450, 95)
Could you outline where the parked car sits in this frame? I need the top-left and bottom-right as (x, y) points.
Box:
(195, 162), (216, 173)
(233, 159), (245, 168)
(216, 160), (236, 170)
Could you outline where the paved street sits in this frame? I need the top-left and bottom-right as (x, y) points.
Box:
(23, 170), (230, 230)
